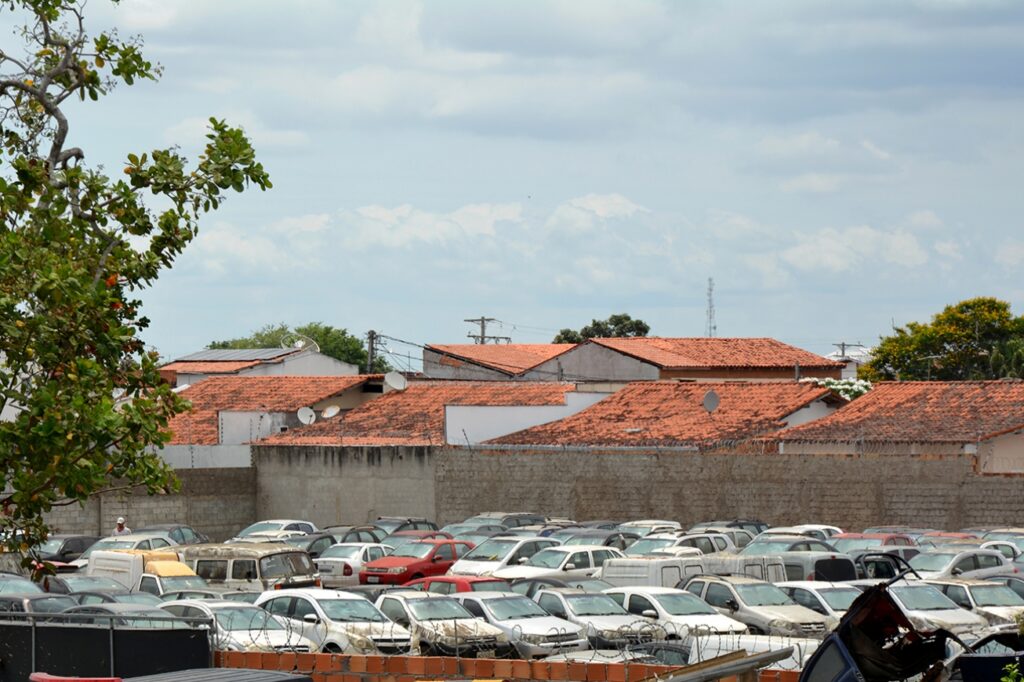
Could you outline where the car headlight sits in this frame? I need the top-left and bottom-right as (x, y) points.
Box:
(385, 567), (407, 574)
(767, 619), (801, 636)
(599, 628), (624, 640)
(519, 633), (545, 645)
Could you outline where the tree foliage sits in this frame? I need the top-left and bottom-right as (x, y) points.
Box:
(209, 322), (390, 372)
(0, 0), (270, 555)
(862, 297), (1024, 380)
(552, 313), (651, 344)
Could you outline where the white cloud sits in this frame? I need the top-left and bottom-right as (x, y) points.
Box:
(545, 193), (648, 233)
(782, 225), (929, 272)
(780, 173), (843, 193)
(995, 241), (1024, 268)
(342, 202), (522, 249)
(164, 113), (309, 153)
(934, 240), (963, 259)
(905, 209), (944, 230)
(189, 222), (296, 274)
(271, 214), (331, 234)
(860, 139), (893, 161)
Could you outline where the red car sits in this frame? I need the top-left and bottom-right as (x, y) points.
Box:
(402, 575), (510, 594)
(360, 539), (474, 585)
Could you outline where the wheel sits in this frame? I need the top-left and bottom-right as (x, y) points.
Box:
(410, 574), (423, 580)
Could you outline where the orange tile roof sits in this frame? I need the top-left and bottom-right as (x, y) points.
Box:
(426, 344), (576, 375)
(589, 337), (844, 370)
(488, 381), (834, 448)
(167, 375), (376, 445)
(159, 360), (262, 374)
(259, 381), (576, 447)
(778, 380), (1024, 443)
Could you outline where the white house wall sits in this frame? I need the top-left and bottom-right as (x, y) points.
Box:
(443, 391), (611, 445)
(243, 351), (357, 377)
(780, 398), (839, 429)
(527, 343), (660, 382)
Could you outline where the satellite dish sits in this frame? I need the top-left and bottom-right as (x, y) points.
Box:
(384, 371), (408, 392)
(702, 389), (720, 414)
(321, 405), (341, 419)
(296, 406), (316, 425)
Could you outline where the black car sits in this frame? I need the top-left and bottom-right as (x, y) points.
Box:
(283, 532), (341, 559)
(136, 524), (209, 546)
(0, 593), (78, 619)
(31, 534), (101, 563)
(559, 529), (640, 550)
(71, 590), (163, 606)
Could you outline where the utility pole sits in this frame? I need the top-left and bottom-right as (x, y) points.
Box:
(366, 330), (377, 373)
(832, 341), (865, 359)
(705, 278), (717, 338)
(464, 316), (511, 344)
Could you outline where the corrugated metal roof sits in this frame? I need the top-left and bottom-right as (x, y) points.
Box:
(176, 348), (298, 362)
(128, 669), (312, 682)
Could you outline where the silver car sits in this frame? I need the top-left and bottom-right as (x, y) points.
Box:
(455, 591), (589, 658)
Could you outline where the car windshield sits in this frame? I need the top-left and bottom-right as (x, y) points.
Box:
(625, 538), (675, 556)
(373, 520), (404, 534)
(908, 553), (956, 572)
(259, 552), (315, 578)
(562, 535), (603, 546)
(740, 540), (797, 555)
(0, 578), (42, 594)
(392, 543), (436, 559)
(571, 579), (613, 592)
(565, 594), (628, 616)
(459, 534), (496, 546)
(891, 586), (958, 610)
(734, 584), (793, 606)
(407, 598), (474, 621)
(470, 581), (510, 592)
(487, 596), (550, 620)
(654, 593), (717, 615)
(970, 585), (1024, 607)
(215, 607), (285, 631)
(161, 577), (207, 590)
(818, 588), (861, 611)
(238, 522), (284, 537)
(617, 525), (657, 537)
(832, 538), (884, 552)
(526, 549), (570, 568)
(319, 599), (387, 622)
(31, 596), (77, 613)
(117, 593), (163, 605)
(81, 539), (135, 559)
(62, 576), (124, 592)
(984, 534), (1024, 550)
(442, 524), (477, 535)
(36, 539), (64, 555)
(463, 539), (518, 562)
(320, 545), (362, 560)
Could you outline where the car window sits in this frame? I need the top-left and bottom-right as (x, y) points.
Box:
(169, 529), (184, 544)
(509, 542), (535, 563)
(163, 604), (188, 617)
(379, 598), (408, 624)
(367, 547), (385, 562)
(954, 556), (978, 574)
(568, 552), (591, 569)
(292, 598), (316, 620)
(538, 594), (566, 618)
(627, 595), (656, 617)
(180, 528), (198, 543)
(462, 599), (485, 618)
(427, 582), (453, 595)
(685, 581), (705, 597)
(808, 541), (834, 552)
(943, 585), (970, 608)
(139, 576), (159, 596)
(454, 543), (473, 558)
(792, 542), (811, 552)
(509, 582), (531, 596)
(712, 537), (728, 551)
(310, 538), (332, 556)
(695, 538), (714, 554)
(264, 597), (291, 617)
(790, 589), (825, 614)
(153, 538), (172, 549)
(978, 554), (1002, 569)
(232, 560), (256, 580)
(704, 583), (734, 608)
(196, 560), (227, 581)
(434, 544), (454, 561)
(592, 550), (617, 566)
(606, 592), (625, 606)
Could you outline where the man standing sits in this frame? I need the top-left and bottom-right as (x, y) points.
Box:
(112, 517), (132, 536)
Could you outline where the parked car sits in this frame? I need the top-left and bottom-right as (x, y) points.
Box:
(616, 520), (682, 537)
(161, 599), (316, 651)
(375, 591), (512, 657)
(689, 519), (770, 536)
(454, 591), (589, 658)
(441, 523), (507, 536)
(69, 533), (177, 568)
(578, 521), (621, 531)
(924, 578), (1024, 626)
(739, 535), (837, 555)
(758, 525), (843, 541)
(70, 590), (163, 607)
(41, 574), (127, 595)
(401, 575), (510, 594)
(697, 527), (755, 549)
(493, 546), (624, 581)
(0, 573), (44, 594)
(883, 582), (991, 636)
(986, 574), (1024, 601)
(533, 588), (663, 649)
(31, 534), (100, 563)
(65, 603), (190, 628)
(283, 533), (346, 559)
(231, 519), (318, 540)
(381, 530), (453, 550)
(907, 549), (1015, 579)
(160, 589), (234, 602)
(372, 517), (438, 535)
(681, 575), (835, 638)
(829, 533), (917, 553)
(86, 550), (206, 596)
(0, 593), (78, 619)
(626, 533), (732, 557)
(322, 525), (387, 544)
(604, 586), (747, 637)
(983, 528), (1024, 553)
(256, 588), (413, 654)
(509, 577), (615, 600)
(360, 539), (474, 585)
(136, 524), (210, 546)
(315, 543), (389, 588)
(449, 536), (560, 577)
(462, 512), (546, 529)
(180, 543), (320, 591)
(777, 581), (864, 619)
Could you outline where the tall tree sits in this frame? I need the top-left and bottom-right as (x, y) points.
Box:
(0, 0), (270, 555)
(862, 297), (1024, 380)
(209, 322), (391, 372)
(552, 313), (650, 344)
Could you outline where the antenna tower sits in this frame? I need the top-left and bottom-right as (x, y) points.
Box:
(705, 277), (717, 337)
(464, 316), (511, 344)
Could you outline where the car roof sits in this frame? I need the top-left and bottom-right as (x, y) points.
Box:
(264, 588), (366, 600)
(776, 581), (858, 590)
(455, 591), (523, 601)
(166, 599), (256, 609)
(695, 575), (765, 585)
(604, 586), (686, 595)
(924, 578), (1002, 587)
(750, 535), (813, 543)
(70, 603), (165, 612)
(541, 544), (610, 552)
(420, 576), (506, 583)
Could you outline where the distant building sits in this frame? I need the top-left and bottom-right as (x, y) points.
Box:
(422, 344), (575, 381)
(159, 348), (358, 387)
(825, 345), (873, 379)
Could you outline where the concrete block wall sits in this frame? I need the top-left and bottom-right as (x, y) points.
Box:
(43, 468), (256, 541)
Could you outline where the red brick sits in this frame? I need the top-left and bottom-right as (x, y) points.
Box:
(278, 653), (298, 671)
(243, 652), (263, 669)
(586, 663), (610, 682)
(512, 659), (532, 680)
(310, 674), (329, 682)
(348, 656), (367, 674)
(341, 675), (362, 682)
(441, 657), (461, 676)
(317, 655), (345, 673)
(548, 661), (569, 681)
(461, 659), (479, 678)
(479, 659), (499, 678)
(493, 659), (514, 679)
(424, 657), (445, 676)
(405, 657), (427, 676)
(386, 656), (405, 674)
(296, 653), (318, 672)
(568, 662), (588, 682)
(531, 661), (551, 680)
(607, 664), (627, 682)
(366, 656), (386, 674)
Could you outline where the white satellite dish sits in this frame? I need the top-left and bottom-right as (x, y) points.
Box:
(296, 406), (316, 425)
(321, 405), (341, 419)
(702, 389), (720, 414)
(384, 371), (408, 392)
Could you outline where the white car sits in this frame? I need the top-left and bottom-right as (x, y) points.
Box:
(454, 591), (589, 658)
(683, 575), (835, 638)
(69, 534), (178, 568)
(255, 588), (413, 654)
(777, 581), (864, 619)
(616, 520), (682, 537)
(315, 544), (389, 588)
(625, 533), (734, 557)
(160, 599), (315, 652)
(924, 578), (1024, 626)
(885, 582), (991, 636)
(758, 525), (843, 541)
(231, 519), (318, 541)
(907, 549), (1014, 579)
(493, 546), (624, 581)
(375, 591), (512, 658)
(533, 588), (664, 649)
(604, 586), (747, 637)
(448, 537), (559, 577)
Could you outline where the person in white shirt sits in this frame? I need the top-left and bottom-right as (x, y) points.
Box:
(111, 517), (132, 536)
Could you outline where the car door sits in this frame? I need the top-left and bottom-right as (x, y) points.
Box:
(626, 594), (659, 620)
(787, 588), (827, 615)
(365, 546), (386, 564)
(564, 551), (592, 578)
(684, 580), (706, 597)
(703, 583), (737, 615)
(975, 552), (1006, 578)
(429, 543), (456, 575)
(537, 593), (568, 619)
(290, 596), (325, 646)
(308, 537), (333, 559)
(150, 538), (171, 549)
(940, 584), (972, 610)
(378, 597), (411, 627)
(952, 554), (979, 577)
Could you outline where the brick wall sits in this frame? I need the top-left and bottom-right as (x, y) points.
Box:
(43, 468), (256, 541)
(433, 447), (1024, 529)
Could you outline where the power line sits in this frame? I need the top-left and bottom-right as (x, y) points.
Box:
(464, 316), (511, 344)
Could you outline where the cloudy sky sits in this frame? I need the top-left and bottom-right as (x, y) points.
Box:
(18, 0), (1024, 368)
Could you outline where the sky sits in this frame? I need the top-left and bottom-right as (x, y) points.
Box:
(9, 0), (1024, 369)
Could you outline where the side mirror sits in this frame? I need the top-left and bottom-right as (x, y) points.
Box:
(725, 599), (739, 612)
(396, 617), (410, 628)
(517, 557), (529, 565)
(432, 555), (444, 563)
(563, 564), (576, 571)
(641, 609), (658, 619)
(303, 613), (320, 624)
(952, 568), (963, 576)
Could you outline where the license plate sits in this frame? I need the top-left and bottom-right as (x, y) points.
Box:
(367, 576), (380, 583)
(319, 566), (332, 573)
(478, 649), (495, 659)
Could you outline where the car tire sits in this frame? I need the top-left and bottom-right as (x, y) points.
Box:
(411, 574), (423, 580)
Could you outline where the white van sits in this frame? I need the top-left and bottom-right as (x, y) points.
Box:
(86, 550), (206, 595)
(701, 554), (788, 583)
(598, 557), (705, 588)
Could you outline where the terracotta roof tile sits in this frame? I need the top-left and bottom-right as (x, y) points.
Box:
(167, 375), (375, 446)
(590, 337), (844, 370)
(778, 380), (1024, 443)
(259, 381), (576, 447)
(488, 381), (834, 448)
(427, 344), (576, 375)
(159, 360), (262, 374)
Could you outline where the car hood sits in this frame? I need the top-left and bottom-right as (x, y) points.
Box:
(664, 613), (747, 635)
(494, 616), (586, 638)
(974, 606), (1024, 624)
(365, 557), (421, 569)
(747, 605), (829, 623)
(907, 608), (990, 633)
(573, 614), (644, 632)
(328, 620), (412, 650)
(492, 566), (560, 580)
(449, 559), (502, 576)
(414, 617), (507, 642)
(223, 628), (313, 652)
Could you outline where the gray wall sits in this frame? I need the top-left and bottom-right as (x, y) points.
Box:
(421, 349), (511, 380)
(527, 343), (659, 382)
